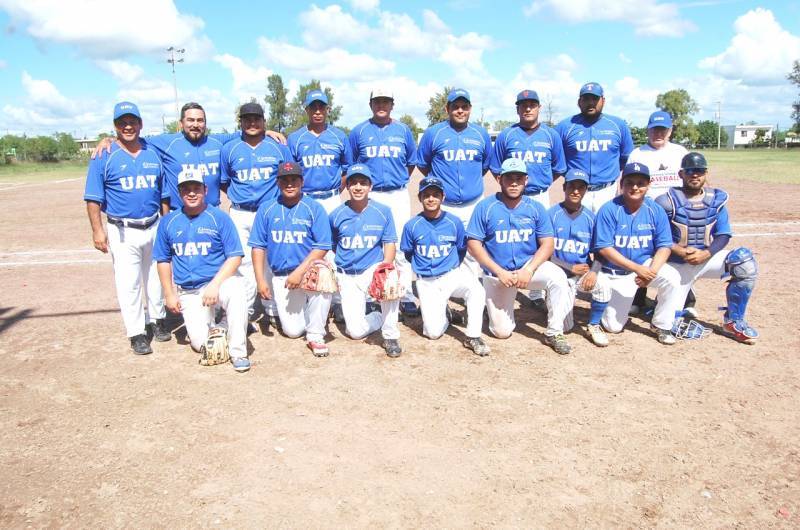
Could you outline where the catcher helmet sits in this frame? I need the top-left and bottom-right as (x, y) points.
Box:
(681, 152), (708, 170)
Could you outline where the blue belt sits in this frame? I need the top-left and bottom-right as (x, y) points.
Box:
(372, 184), (407, 192)
(232, 203), (259, 212)
(271, 269), (294, 276)
(601, 266), (630, 276)
(306, 189), (339, 200)
(107, 212), (159, 230)
(524, 187), (549, 195)
(587, 181), (615, 192)
(337, 266), (369, 275)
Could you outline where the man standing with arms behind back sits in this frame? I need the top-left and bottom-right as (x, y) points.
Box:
(348, 88), (419, 317)
(556, 82), (634, 213)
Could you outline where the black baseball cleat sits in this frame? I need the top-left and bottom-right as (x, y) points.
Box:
(400, 301), (420, 317)
(382, 339), (402, 358)
(529, 297), (547, 311)
(331, 303), (345, 323)
(130, 334), (153, 355)
(149, 319), (172, 342)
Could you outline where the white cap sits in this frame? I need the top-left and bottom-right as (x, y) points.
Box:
(178, 167), (204, 186)
(369, 87), (394, 100)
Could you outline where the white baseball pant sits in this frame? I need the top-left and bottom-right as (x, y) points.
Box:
(583, 181), (619, 214)
(483, 261), (571, 338)
(370, 188), (415, 304)
(524, 190), (550, 302)
(336, 262), (400, 340)
(659, 251), (729, 320)
(107, 220), (165, 337)
(270, 274), (332, 343)
(563, 271), (612, 331)
(229, 206), (278, 318)
(417, 262), (485, 339)
(310, 191), (342, 306)
(441, 196), (482, 277)
(599, 259), (681, 332)
(177, 275), (248, 359)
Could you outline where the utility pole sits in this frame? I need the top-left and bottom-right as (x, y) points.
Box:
(166, 47), (185, 121)
(715, 100), (722, 150)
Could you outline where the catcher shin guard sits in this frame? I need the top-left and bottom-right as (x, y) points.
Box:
(199, 327), (230, 366)
(723, 247), (757, 322)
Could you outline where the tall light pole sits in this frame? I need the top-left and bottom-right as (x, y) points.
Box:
(166, 47), (185, 121)
(715, 100), (722, 150)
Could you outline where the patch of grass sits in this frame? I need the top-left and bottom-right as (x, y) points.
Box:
(698, 149), (800, 184)
(0, 160), (89, 183)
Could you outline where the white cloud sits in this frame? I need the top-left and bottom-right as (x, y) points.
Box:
(300, 4), (368, 49)
(95, 60), (145, 83)
(257, 37), (395, 81)
(698, 8), (800, 86)
(349, 0), (379, 11)
(619, 53), (632, 64)
(0, 0), (214, 60)
(213, 54), (273, 98)
(0, 59), (7, 69)
(523, 0), (696, 37)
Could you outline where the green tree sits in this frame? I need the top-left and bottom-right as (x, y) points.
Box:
(398, 114), (423, 137)
(426, 86), (453, 126)
(493, 119), (514, 131)
(164, 120), (180, 133)
(697, 120), (728, 147)
(629, 125), (647, 146)
(751, 128), (767, 147)
(655, 89), (699, 145)
(788, 60), (800, 132)
(54, 132), (79, 159)
(28, 136), (59, 162)
(264, 73), (289, 132)
(286, 80), (342, 133)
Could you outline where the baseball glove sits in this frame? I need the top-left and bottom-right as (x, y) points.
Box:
(199, 327), (230, 366)
(301, 259), (338, 293)
(368, 262), (405, 301)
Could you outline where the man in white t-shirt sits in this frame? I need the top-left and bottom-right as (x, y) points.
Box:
(628, 111), (693, 315)
(628, 111), (688, 199)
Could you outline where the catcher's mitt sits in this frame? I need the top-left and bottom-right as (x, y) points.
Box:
(199, 327), (230, 366)
(368, 262), (405, 301)
(301, 259), (338, 293)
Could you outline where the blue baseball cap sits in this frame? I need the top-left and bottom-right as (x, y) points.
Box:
(447, 88), (471, 104)
(564, 168), (589, 184)
(113, 101), (141, 121)
(647, 110), (673, 129)
(303, 89), (329, 108)
(579, 82), (604, 97)
(622, 162), (650, 180)
(516, 89), (540, 104)
(418, 176), (445, 194)
(500, 158), (527, 175)
(346, 163), (372, 181)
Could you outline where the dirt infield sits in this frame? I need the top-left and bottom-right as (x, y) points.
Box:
(1, 172), (799, 527)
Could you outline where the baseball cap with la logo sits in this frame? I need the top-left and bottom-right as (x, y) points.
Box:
(622, 162), (651, 179)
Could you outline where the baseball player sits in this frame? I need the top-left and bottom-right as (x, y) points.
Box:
(249, 162), (334, 357)
(491, 88), (567, 310)
(593, 162), (682, 344)
(400, 177), (489, 356)
(628, 110), (693, 316)
(329, 164), (403, 357)
(288, 90), (350, 213)
(547, 169), (613, 346)
(220, 102), (292, 325)
(556, 82), (634, 213)
(84, 101), (168, 355)
(654, 152), (759, 344)
(91, 102), (286, 213)
(153, 170), (250, 372)
(466, 158), (573, 355)
(348, 88), (419, 317)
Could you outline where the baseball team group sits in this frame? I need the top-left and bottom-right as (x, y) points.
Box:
(84, 82), (759, 373)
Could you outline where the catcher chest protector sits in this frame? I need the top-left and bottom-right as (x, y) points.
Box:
(662, 187), (728, 248)
(724, 246), (757, 322)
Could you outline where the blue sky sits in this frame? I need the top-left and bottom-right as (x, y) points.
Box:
(0, 0), (798, 138)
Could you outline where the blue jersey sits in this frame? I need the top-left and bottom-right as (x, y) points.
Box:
(329, 200), (396, 272)
(400, 211), (465, 277)
(466, 194), (554, 274)
(84, 142), (164, 219)
(414, 121), (492, 205)
(220, 136), (292, 209)
(555, 114), (634, 186)
(147, 132), (236, 209)
(248, 196), (332, 274)
(594, 196), (673, 273)
(287, 125), (350, 193)
(348, 119), (416, 190)
(491, 123), (566, 193)
(547, 204), (595, 269)
(153, 205), (244, 290)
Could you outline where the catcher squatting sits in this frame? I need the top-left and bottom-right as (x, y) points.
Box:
(85, 88), (759, 373)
